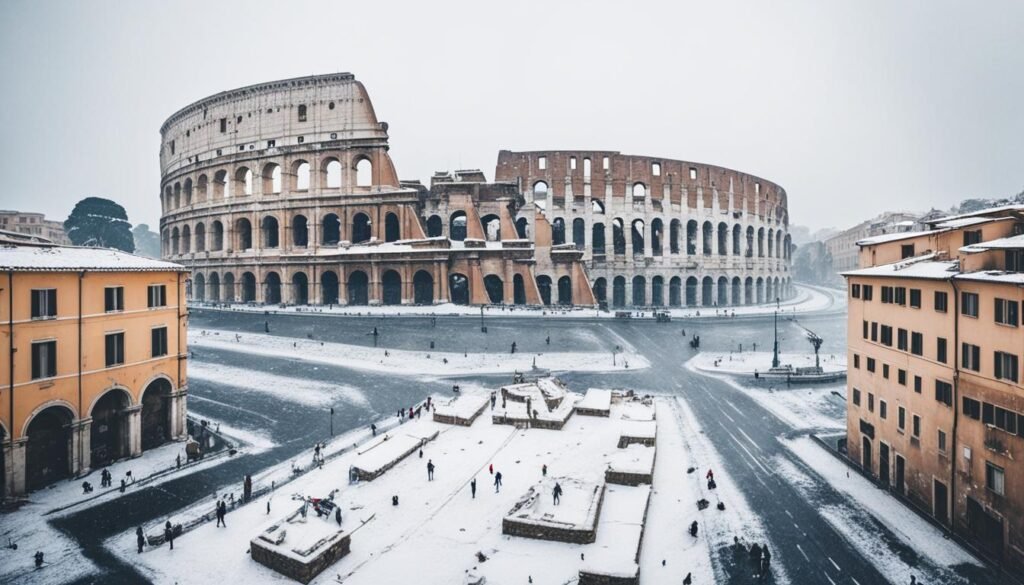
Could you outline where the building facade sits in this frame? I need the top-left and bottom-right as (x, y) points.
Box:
(158, 73), (791, 308)
(825, 211), (922, 273)
(1, 244), (188, 498)
(844, 206), (1024, 571)
(0, 210), (71, 246)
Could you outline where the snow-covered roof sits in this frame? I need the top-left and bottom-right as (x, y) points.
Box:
(923, 204), (1024, 226)
(856, 229), (932, 246)
(0, 245), (186, 272)
(842, 254), (959, 280)
(955, 271), (1024, 285)
(932, 216), (995, 229)
(960, 233), (1024, 253)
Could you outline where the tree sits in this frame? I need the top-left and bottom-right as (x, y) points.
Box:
(132, 224), (161, 258)
(792, 241), (839, 287)
(64, 197), (134, 252)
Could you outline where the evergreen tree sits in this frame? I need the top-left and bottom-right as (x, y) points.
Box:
(64, 197), (135, 252)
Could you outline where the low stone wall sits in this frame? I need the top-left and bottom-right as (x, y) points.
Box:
(250, 530), (351, 584)
(575, 406), (610, 417)
(492, 414), (570, 431)
(617, 435), (655, 449)
(578, 488), (652, 585)
(605, 469), (652, 486)
(433, 401), (487, 427)
(353, 433), (436, 482)
(502, 485), (605, 544)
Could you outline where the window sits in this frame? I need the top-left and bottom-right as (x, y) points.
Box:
(897, 328), (908, 351)
(883, 364), (890, 379)
(912, 414), (921, 438)
(267, 139), (276, 149)
(31, 289), (57, 319)
(995, 298), (1019, 326)
(570, 156), (577, 170)
(867, 357), (876, 372)
(151, 327), (168, 358)
(863, 285), (874, 301)
(868, 393), (875, 412)
(935, 380), (952, 406)
(880, 400), (887, 419)
(219, 118), (226, 133)
(901, 244), (915, 259)
(983, 402), (994, 425)
(104, 287), (124, 312)
(602, 156), (609, 170)
(148, 285), (167, 308)
(937, 338), (948, 363)
(963, 230), (982, 246)
(31, 340), (57, 379)
(105, 332), (125, 367)
(914, 375), (922, 393)
(689, 167), (697, 180)
(652, 162), (661, 176)
(961, 292), (979, 317)
(994, 351), (1019, 382)
(853, 354), (860, 369)
(934, 291), (948, 312)
(538, 156), (547, 170)
(880, 325), (893, 346)
(962, 397), (981, 420)
(1008, 249), (1024, 272)
(898, 406), (906, 431)
(852, 284), (861, 298)
(910, 289), (921, 308)
(937, 429), (947, 453)
(985, 462), (1005, 496)
(881, 286), (893, 304)
(852, 388), (861, 406)
(895, 287), (907, 306)
(898, 369), (907, 386)
(993, 405), (1019, 435)
(298, 104), (307, 122)
(961, 342), (981, 371)
(871, 322), (878, 342)
(911, 332), (923, 356)
(862, 320), (869, 339)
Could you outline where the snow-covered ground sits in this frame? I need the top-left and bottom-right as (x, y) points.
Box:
(189, 329), (650, 376)
(778, 437), (983, 585)
(189, 283), (845, 320)
(0, 418), (268, 585)
(689, 350), (847, 375)
(189, 361), (369, 408)
(103, 389), (750, 585)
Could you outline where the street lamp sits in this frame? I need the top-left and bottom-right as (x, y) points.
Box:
(772, 297), (781, 368)
(330, 407), (334, 437)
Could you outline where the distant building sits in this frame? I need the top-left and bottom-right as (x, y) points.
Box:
(843, 205), (1024, 573)
(0, 210), (71, 245)
(824, 211), (921, 272)
(0, 243), (189, 498)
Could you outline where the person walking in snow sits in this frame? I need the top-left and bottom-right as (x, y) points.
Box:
(164, 521), (174, 550)
(542, 464), (547, 477)
(136, 526), (145, 554)
(494, 471), (502, 492)
(689, 520), (698, 537)
(215, 499), (224, 527)
(490, 392), (496, 410)
(335, 506), (342, 526)
(511, 342), (517, 354)
(489, 463), (494, 475)
(761, 545), (771, 575)
(553, 482), (563, 505)
(427, 459), (435, 481)
(470, 478), (477, 499)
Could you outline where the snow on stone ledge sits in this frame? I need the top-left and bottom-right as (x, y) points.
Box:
(579, 484), (652, 583)
(352, 427), (439, 480)
(502, 479), (604, 543)
(0, 244), (186, 272)
(576, 388), (612, 416)
(433, 393), (489, 426)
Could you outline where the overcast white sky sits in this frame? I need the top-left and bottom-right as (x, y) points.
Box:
(1, 0), (1021, 232)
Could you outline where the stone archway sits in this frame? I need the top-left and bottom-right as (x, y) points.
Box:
(90, 389), (131, 468)
(26, 405), (75, 491)
(141, 378), (172, 451)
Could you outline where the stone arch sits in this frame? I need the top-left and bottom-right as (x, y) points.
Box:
(426, 215), (444, 238)
(140, 377), (173, 451)
(733, 224), (742, 256)
(322, 213), (341, 245)
(744, 277), (754, 305)
(193, 272), (205, 301)
(293, 215), (309, 247)
(533, 181), (548, 198)
(481, 214), (502, 242)
(89, 387), (132, 468)
(776, 231), (784, 260)
(557, 276), (572, 305)
(381, 270), (402, 305)
(702, 221), (713, 255)
(241, 272), (257, 302)
(513, 274), (527, 305)
(592, 222), (606, 254)
(208, 272), (221, 302)
(211, 220), (224, 251)
(686, 276), (698, 307)
(632, 276), (646, 306)
(702, 277), (714, 307)
(631, 219), (645, 256)
(650, 219), (663, 256)
(669, 276), (682, 306)
(385, 212), (400, 242)
(414, 270), (434, 305)
(262, 163), (282, 195)
(612, 218), (626, 255)
(651, 275), (664, 306)
(757, 228), (765, 258)
(717, 276), (729, 306)
(572, 218), (585, 249)
(670, 219), (681, 254)
(25, 402), (76, 491)
(348, 270), (369, 305)
(352, 212), (372, 244)
(235, 167), (253, 196)
(732, 277), (742, 306)
(183, 178), (193, 206)
(515, 217), (529, 239)
(194, 222), (206, 252)
(756, 277), (765, 303)
(196, 174), (208, 202)
(170, 226), (180, 255)
(355, 157), (373, 187)
(717, 222), (728, 256)
(181, 224), (191, 254)
(212, 169), (228, 199)
(593, 277), (607, 304)
(292, 272), (309, 305)
(321, 271), (339, 305)
(612, 276), (626, 308)
(767, 228), (775, 258)
(484, 275), (504, 304)
(261, 216), (280, 248)
(173, 183), (181, 208)
(746, 226), (755, 257)
(235, 218), (252, 250)
(265, 272), (282, 304)
(449, 273), (469, 305)
(536, 275), (552, 305)
(292, 160), (311, 191)
(632, 182), (647, 198)
(222, 272), (235, 302)
(591, 199), (605, 214)
(551, 218), (566, 246)
(686, 220), (698, 255)
(324, 158), (342, 189)
(450, 211), (467, 241)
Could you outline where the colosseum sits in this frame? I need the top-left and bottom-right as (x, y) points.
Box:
(159, 73), (793, 308)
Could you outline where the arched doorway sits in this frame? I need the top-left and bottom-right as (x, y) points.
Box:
(536, 276), (552, 305)
(593, 277), (607, 305)
(632, 276), (646, 306)
(551, 219), (565, 246)
(208, 272), (221, 302)
(686, 277), (698, 307)
(385, 213), (400, 242)
(193, 273), (205, 302)
(450, 212), (467, 241)
(449, 273), (469, 305)
(612, 276), (626, 308)
(265, 272), (282, 304)
(321, 271), (339, 305)
(413, 270), (434, 305)
(481, 215), (502, 242)
(241, 272), (256, 302)
(669, 277), (682, 306)
(702, 277), (714, 307)
(292, 215), (309, 247)
(592, 223), (606, 254)
(651, 276), (664, 306)
(557, 276), (572, 305)
(572, 219), (585, 249)
(90, 389), (130, 468)
(352, 213), (372, 244)
(484, 275), (504, 304)
(382, 270), (402, 305)
(141, 378), (172, 451)
(732, 277), (742, 306)
(513, 274), (527, 305)
(322, 214), (341, 245)
(222, 273), (235, 302)
(348, 271), (369, 305)
(515, 217), (529, 239)
(745, 277), (754, 305)
(426, 215), (443, 237)
(26, 405), (74, 491)
(292, 272), (309, 305)
(631, 220), (645, 256)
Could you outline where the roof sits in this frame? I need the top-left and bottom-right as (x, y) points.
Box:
(842, 254), (959, 280)
(0, 245), (187, 272)
(856, 229), (932, 246)
(923, 204), (1024, 226)
(932, 216), (996, 229)
(855, 216), (1013, 247)
(960, 233), (1024, 253)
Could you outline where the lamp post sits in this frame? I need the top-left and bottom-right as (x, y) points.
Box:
(330, 407), (334, 437)
(772, 297), (781, 368)
(480, 305), (486, 333)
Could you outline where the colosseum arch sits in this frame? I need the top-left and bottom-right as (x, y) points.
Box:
(170, 227), (180, 255)
(632, 276), (646, 306)
(612, 276), (626, 308)
(717, 276), (729, 305)
(208, 272), (220, 301)
(592, 277), (607, 304)
(323, 158), (343, 189)
(536, 275), (552, 305)
(181, 225), (191, 254)
(290, 215), (307, 247)
(757, 228), (765, 258)
(211, 221), (224, 251)
(612, 219), (625, 254)
(685, 276), (698, 306)
(702, 222), (713, 256)
(701, 277), (713, 307)
(733, 224), (742, 256)
(686, 220), (698, 255)
(591, 199), (605, 214)
(320, 213), (341, 245)
(355, 157), (373, 187)
(745, 226), (755, 257)
(551, 218), (566, 246)
(631, 220), (645, 256)
(484, 275), (504, 304)
(651, 275), (664, 306)
(183, 178), (193, 206)
(670, 220), (681, 254)
(241, 272), (257, 302)
(767, 228), (775, 258)
(213, 170), (228, 199)
(732, 277), (742, 305)
(352, 213), (372, 244)
(235, 218), (253, 250)
(196, 174), (208, 202)
(572, 218), (585, 249)
(744, 277), (754, 304)
(292, 272), (309, 305)
(557, 276), (572, 305)
(784, 234), (792, 260)
(481, 214), (501, 242)
(632, 182), (647, 198)
(163, 186), (173, 212)
(450, 211), (467, 241)
(260, 216), (279, 249)
(265, 272), (282, 304)
(348, 270), (369, 305)
(382, 270), (402, 305)
(235, 167), (254, 197)
(756, 277), (765, 304)
(650, 219), (663, 256)
(513, 274), (527, 305)
(173, 183), (181, 208)
(292, 160), (311, 191)
(427, 215), (444, 238)
(776, 231), (783, 259)
(222, 272), (235, 302)
(449, 273), (470, 305)
(321, 271), (339, 304)
(194, 222), (205, 252)
(669, 276), (682, 306)
(193, 272), (205, 301)
(717, 223), (728, 256)
(263, 163), (282, 195)
(413, 270), (434, 305)
(515, 217), (529, 239)
(533, 181), (548, 199)
(592, 222), (606, 254)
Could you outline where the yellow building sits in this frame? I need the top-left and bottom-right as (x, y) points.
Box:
(1, 243), (188, 498)
(844, 205), (1024, 572)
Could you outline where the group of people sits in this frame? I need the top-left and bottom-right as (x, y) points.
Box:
(81, 467), (132, 495)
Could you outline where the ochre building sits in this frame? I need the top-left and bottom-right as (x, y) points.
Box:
(844, 205), (1024, 572)
(1, 244), (188, 498)
(158, 73), (790, 308)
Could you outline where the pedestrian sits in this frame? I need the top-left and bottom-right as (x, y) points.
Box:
(216, 500), (224, 527)
(136, 526), (145, 554)
(82, 481), (93, 494)
(494, 471), (502, 492)
(762, 545), (771, 574)
(511, 341), (517, 354)
(120, 479), (126, 493)
(220, 500), (228, 527)
(553, 482), (562, 505)
(683, 573), (692, 585)
(470, 478), (477, 499)
(164, 521), (174, 550)
(371, 423), (377, 436)
(419, 448), (424, 459)
(545, 335), (550, 345)
(264, 321), (270, 333)
(427, 459), (435, 481)
(335, 506), (342, 526)
(501, 395), (507, 409)
(542, 464), (547, 477)
(490, 392), (496, 410)
(244, 475), (252, 503)
(34, 551), (44, 568)
(689, 520), (698, 537)
(750, 543), (762, 574)
(176, 454), (181, 470)
(392, 495), (399, 506)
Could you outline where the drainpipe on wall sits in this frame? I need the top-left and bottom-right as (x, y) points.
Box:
(949, 275), (961, 538)
(7, 270), (14, 497)
(77, 271), (84, 477)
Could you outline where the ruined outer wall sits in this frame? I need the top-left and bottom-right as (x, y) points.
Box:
(496, 150), (794, 307)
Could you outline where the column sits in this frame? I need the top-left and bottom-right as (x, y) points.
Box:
(70, 418), (90, 477)
(438, 262), (449, 303)
(169, 390), (188, 441)
(369, 263), (381, 305)
(7, 438), (27, 497)
(126, 405), (143, 457)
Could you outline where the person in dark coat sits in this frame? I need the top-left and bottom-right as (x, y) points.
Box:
(761, 545), (772, 573)
(335, 507), (342, 526)
(164, 521), (174, 550)
(494, 471), (502, 492)
(553, 482), (563, 505)
(215, 500), (224, 527)
(689, 520), (698, 537)
(427, 459), (435, 481)
(470, 478), (477, 498)
(136, 526), (145, 554)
